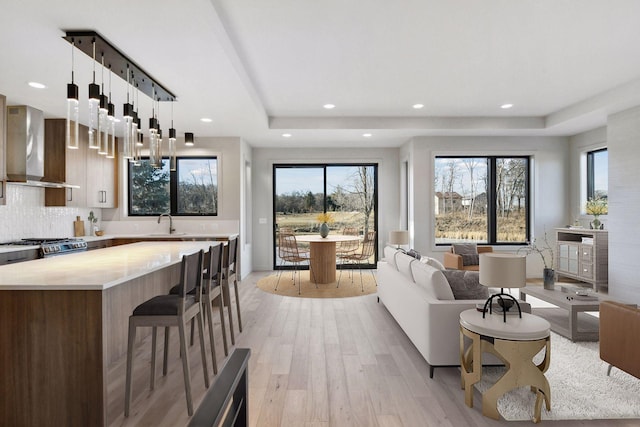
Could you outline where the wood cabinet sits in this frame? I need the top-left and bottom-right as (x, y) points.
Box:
(86, 142), (117, 208)
(44, 119), (117, 208)
(0, 249), (39, 265)
(44, 119), (87, 207)
(0, 94), (6, 205)
(555, 228), (608, 290)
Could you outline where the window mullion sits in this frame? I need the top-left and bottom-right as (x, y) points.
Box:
(488, 157), (497, 245)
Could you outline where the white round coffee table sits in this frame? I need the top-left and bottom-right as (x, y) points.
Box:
(459, 309), (551, 423)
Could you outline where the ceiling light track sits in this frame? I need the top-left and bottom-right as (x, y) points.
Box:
(63, 30), (176, 102)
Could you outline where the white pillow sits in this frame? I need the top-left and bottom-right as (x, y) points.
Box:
(411, 261), (455, 300)
(395, 252), (416, 281)
(419, 256), (445, 271)
(383, 246), (401, 270)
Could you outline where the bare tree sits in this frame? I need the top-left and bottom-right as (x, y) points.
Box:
(347, 166), (375, 235)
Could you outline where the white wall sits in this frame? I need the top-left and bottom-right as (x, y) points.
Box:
(0, 185), (99, 240)
(402, 135), (570, 277)
(606, 107), (640, 304)
(239, 139), (252, 278)
(251, 147), (400, 271)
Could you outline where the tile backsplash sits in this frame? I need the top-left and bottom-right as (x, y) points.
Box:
(0, 185), (98, 241)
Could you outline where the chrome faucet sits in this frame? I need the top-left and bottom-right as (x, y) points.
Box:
(158, 213), (175, 234)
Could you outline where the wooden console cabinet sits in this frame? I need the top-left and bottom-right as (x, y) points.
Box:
(555, 228), (608, 290)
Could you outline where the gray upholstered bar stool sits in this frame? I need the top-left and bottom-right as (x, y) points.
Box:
(222, 236), (242, 344)
(124, 250), (210, 417)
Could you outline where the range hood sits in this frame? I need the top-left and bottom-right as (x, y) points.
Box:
(6, 105), (76, 188)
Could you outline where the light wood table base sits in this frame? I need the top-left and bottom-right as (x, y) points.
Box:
(460, 325), (551, 423)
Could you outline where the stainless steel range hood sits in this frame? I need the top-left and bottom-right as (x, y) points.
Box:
(6, 105), (76, 189)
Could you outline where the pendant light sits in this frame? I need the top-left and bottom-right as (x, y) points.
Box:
(98, 54), (109, 155)
(149, 87), (160, 168)
(130, 76), (139, 159)
(168, 101), (177, 171)
(66, 39), (79, 149)
(106, 68), (116, 159)
(88, 39), (100, 149)
(122, 65), (134, 159)
(185, 132), (194, 147)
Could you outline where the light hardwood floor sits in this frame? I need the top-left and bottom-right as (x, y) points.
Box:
(108, 272), (639, 427)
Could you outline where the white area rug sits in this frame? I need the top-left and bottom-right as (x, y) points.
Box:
(475, 332), (640, 421)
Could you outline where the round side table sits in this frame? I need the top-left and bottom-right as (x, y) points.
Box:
(459, 309), (551, 423)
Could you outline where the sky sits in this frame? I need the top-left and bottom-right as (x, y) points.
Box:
(275, 166), (368, 195)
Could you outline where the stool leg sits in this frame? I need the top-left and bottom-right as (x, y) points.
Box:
(124, 319), (136, 417)
(150, 326), (157, 390)
(163, 326), (170, 376)
(217, 292), (229, 356)
(225, 279), (236, 345)
(177, 319), (194, 416)
(196, 310), (210, 387)
(233, 278), (243, 332)
(204, 298), (218, 375)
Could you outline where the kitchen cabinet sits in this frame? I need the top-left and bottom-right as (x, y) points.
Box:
(0, 248), (38, 265)
(0, 94), (6, 205)
(86, 141), (117, 208)
(555, 228), (608, 290)
(86, 239), (111, 251)
(44, 119), (87, 207)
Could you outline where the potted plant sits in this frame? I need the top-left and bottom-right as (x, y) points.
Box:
(88, 211), (99, 236)
(518, 230), (555, 290)
(585, 197), (607, 229)
(316, 212), (334, 238)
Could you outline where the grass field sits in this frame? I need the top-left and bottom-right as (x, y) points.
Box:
(276, 211), (372, 234)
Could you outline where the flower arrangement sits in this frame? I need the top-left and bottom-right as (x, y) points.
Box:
(585, 197), (608, 216)
(316, 212), (335, 224)
(517, 230), (555, 270)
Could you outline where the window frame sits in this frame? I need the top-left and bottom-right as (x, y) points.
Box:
(434, 155), (530, 246)
(586, 148), (607, 202)
(127, 155), (219, 217)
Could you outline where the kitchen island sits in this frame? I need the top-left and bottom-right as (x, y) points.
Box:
(0, 241), (220, 427)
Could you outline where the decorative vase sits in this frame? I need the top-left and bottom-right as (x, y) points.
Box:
(590, 216), (601, 230)
(319, 222), (330, 238)
(543, 268), (555, 290)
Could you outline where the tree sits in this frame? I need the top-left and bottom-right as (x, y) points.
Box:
(347, 166), (375, 235)
(130, 161), (170, 214)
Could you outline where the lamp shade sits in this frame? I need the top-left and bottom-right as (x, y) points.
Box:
(388, 230), (409, 246)
(479, 253), (526, 289)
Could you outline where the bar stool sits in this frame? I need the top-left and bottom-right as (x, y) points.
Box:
(124, 250), (210, 417)
(222, 236), (242, 344)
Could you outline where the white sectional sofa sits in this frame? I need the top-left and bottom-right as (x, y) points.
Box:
(377, 246), (529, 378)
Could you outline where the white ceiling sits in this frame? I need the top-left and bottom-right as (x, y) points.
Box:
(2, 0), (640, 148)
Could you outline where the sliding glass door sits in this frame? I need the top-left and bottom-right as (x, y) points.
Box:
(273, 163), (378, 270)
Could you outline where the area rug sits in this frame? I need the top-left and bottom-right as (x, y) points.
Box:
(256, 270), (377, 298)
(474, 331), (640, 421)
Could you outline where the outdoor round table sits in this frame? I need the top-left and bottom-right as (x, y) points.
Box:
(294, 234), (361, 284)
(459, 309), (551, 423)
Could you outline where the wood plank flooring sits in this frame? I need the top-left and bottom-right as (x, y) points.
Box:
(108, 272), (639, 427)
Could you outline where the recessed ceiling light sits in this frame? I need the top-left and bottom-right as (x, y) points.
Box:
(413, 104), (424, 109)
(282, 133), (292, 138)
(500, 103), (514, 109)
(200, 117), (213, 123)
(28, 81), (46, 89)
(323, 104), (335, 109)
(363, 133), (372, 138)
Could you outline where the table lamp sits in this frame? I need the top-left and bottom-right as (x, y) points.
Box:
(388, 230), (409, 250)
(479, 253), (526, 322)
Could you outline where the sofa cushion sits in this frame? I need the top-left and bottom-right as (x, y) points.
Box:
(407, 249), (421, 259)
(452, 243), (477, 255)
(410, 261), (455, 300)
(384, 246), (401, 270)
(419, 256), (445, 271)
(461, 253), (480, 266)
(442, 270), (489, 300)
(396, 252), (416, 281)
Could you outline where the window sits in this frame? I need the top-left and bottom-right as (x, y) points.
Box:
(587, 148), (608, 201)
(273, 163), (378, 269)
(129, 157), (218, 216)
(434, 156), (529, 245)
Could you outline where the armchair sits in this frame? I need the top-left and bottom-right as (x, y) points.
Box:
(443, 244), (493, 271)
(600, 301), (640, 379)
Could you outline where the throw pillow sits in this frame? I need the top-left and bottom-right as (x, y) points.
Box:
(407, 249), (421, 259)
(460, 253), (480, 266)
(442, 270), (488, 300)
(451, 243), (478, 256)
(419, 256), (445, 271)
(411, 261), (455, 300)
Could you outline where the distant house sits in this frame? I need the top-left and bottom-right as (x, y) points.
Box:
(434, 191), (463, 214)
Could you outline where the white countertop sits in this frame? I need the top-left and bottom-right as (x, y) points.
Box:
(0, 241), (220, 291)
